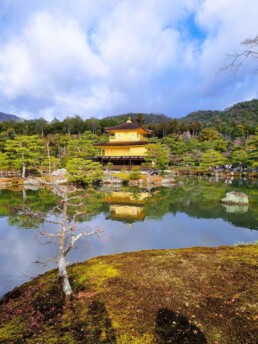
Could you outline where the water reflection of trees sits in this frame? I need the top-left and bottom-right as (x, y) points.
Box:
(0, 188), (60, 228)
(99, 179), (258, 228)
(0, 187), (104, 228)
(1, 177), (258, 232)
(1, 177), (257, 232)
(143, 178), (258, 229)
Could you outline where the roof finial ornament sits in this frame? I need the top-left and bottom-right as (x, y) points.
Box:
(127, 116), (132, 123)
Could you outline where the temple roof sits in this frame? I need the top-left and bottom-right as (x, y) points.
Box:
(104, 118), (151, 134)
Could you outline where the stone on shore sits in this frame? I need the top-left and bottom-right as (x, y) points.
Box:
(103, 177), (122, 185)
(51, 168), (68, 177)
(221, 191), (249, 205)
(50, 169), (68, 184)
(23, 178), (41, 190)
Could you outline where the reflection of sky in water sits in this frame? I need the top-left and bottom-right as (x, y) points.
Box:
(1, 211), (258, 297)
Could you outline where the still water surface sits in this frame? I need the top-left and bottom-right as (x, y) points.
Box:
(0, 177), (258, 297)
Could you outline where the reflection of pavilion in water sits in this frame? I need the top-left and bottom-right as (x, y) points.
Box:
(103, 191), (151, 224)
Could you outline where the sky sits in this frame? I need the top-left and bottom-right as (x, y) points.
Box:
(0, 0), (257, 120)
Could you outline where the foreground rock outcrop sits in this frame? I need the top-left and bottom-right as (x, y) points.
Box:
(0, 245), (257, 343)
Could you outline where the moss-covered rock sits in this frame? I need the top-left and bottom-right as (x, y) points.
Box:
(0, 245), (257, 343)
(221, 191), (249, 205)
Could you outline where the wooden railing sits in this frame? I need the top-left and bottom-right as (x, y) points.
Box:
(98, 156), (145, 160)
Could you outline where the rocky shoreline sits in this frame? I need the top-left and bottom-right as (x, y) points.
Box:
(1, 168), (256, 191)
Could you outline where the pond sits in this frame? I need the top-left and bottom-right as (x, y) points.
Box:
(0, 177), (258, 297)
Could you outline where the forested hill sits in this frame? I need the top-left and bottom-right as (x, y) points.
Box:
(181, 99), (258, 127)
(104, 113), (170, 125)
(0, 112), (21, 122)
(0, 99), (257, 137)
(104, 99), (258, 128)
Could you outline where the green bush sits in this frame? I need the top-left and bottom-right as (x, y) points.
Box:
(129, 166), (142, 180)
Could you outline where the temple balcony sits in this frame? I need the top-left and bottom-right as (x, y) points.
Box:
(109, 135), (148, 142)
(96, 155), (145, 159)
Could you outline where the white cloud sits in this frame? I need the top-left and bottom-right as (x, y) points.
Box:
(0, 0), (257, 119)
(0, 11), (105, 99)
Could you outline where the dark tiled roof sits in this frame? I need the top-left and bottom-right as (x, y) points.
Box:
(104, 122), (141, 130)
(95, 141), (150, 146)
(104, 121), (152, 133)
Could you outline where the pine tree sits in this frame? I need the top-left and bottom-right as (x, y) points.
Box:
(4, 136), (45, 177)
(200, 149), (227, 170)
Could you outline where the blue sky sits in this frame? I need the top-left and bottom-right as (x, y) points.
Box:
(0, 0), (257, 120)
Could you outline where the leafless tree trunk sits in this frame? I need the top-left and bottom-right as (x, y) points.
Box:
(21, 151), (26, 178)
(57, 195), (72, 296)
(22, 163), (26, 179)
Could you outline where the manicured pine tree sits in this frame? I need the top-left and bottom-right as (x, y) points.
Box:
(66, 158), (104, 185)
(144, 143), (169, 172)
(65, 132), (98, 163)
(163, 136), (186, 166)
(4, 135), (46, 178)
(230, 148), (250, 166)
(200, 149), (227, 170)
(246, 127), (258, 167)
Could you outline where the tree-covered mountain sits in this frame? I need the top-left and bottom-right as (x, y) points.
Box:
(105, 99), (258, 128)
(180, 99), (258, 128)
(105, 100), (258, 136)
(0, 112), (22, 122)
(103, 113), (170, 125)
(0, 99), (257, 138)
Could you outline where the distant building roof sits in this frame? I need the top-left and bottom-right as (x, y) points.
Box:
(104, 118), (151, 134)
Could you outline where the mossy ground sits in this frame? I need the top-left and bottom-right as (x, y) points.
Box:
(0, 245), (257, 343)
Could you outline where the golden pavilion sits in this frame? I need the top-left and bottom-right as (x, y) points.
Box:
(95, 118), (151, 166)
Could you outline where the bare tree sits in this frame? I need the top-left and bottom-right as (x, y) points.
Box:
(20, 183), (100, 298)
(223, 35), (258, 72)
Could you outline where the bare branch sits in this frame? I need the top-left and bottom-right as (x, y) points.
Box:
(39, 231), (61, 238)
(67, 202), (85, 207)
(20, 207), (45, 220)
(51, 205), (64, 213)
(33, 258), (57, 266)
(64, 228), (99, 255)
(72, 211), (87, 221)
(67, 195), (84, 201)
(223, 35), (258, 74)
(18, 206), (63, 225)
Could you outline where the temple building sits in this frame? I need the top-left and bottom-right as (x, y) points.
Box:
(95, 118), (152, 166)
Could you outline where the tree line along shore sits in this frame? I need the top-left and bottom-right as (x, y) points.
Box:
(0, 123), (257, 185)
